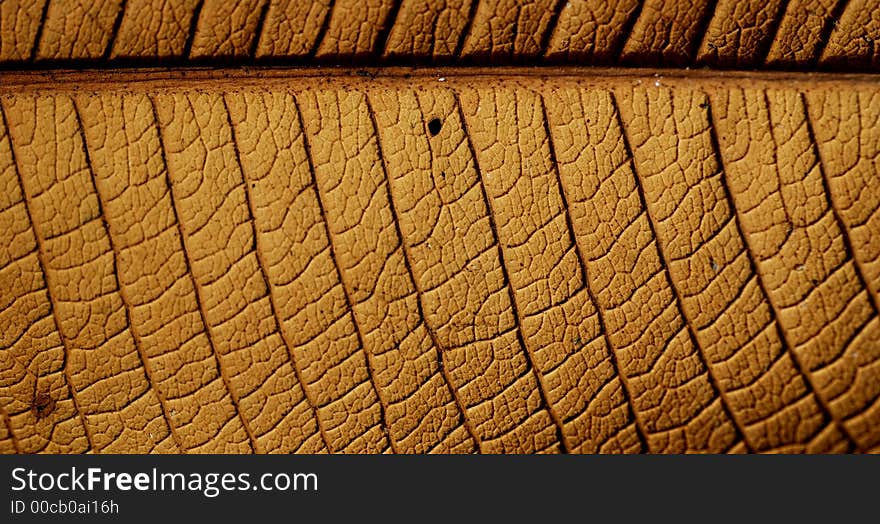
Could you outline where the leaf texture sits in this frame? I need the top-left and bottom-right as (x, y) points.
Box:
(0, 0), (878, 69)
(1, 69), (878, 453)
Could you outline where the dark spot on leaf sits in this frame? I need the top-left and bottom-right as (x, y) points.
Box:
(32, 391), (55, 420)
(427, 118), (442, 136)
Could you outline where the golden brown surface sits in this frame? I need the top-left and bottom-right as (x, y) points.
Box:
(1, 68), (878, 453)
(0, 0), (878, 68)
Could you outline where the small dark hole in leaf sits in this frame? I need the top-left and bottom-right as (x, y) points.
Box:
(427, 118), (442, 136)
